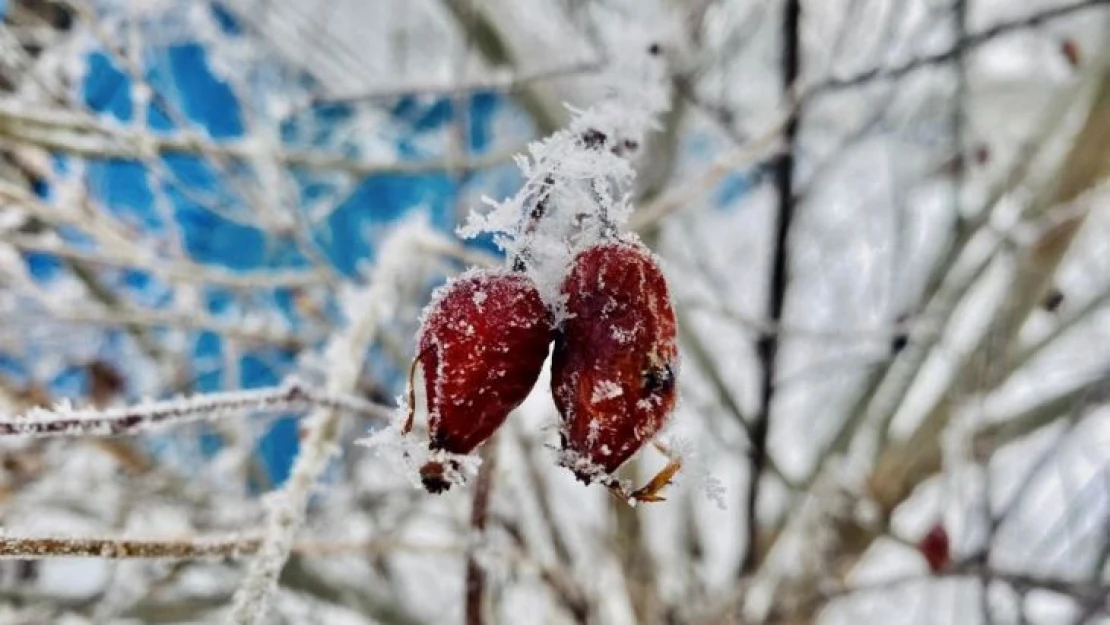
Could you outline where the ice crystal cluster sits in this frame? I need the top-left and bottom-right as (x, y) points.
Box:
(459, 43), (670, 307)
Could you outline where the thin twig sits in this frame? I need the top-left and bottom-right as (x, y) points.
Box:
(739, 0), (801, 579)
(0, 535), (262, 560)
(0, 378), (391, 438)
(807, 0), (1110, 95)
(466, 437), (499, 625)
(439, 0), (563, 134)
(15, 304), (307, 349)
(630, 113), (787, 232)
(2, 233), (324, 290)
(0, 534), (462, 560)
(805, 563), (1110, 613)
(0, 103), (520, 176)
(309, 60), (604, 108)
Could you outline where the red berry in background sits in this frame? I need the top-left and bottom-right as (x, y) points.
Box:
(1061, 39), (1081, 68)
(552, 239), (680, 502)
(407, 270), (552, 493)
(917, 524), (950, 573)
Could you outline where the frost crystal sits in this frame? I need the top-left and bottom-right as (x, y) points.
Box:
(591, 379), (623, 404)
(456, 48), (669, 308)
(665, 435), (727, 510)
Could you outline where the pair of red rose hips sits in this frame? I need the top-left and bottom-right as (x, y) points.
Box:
(403, 239), (680, 502)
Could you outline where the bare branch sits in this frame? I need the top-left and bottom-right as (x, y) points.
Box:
(0, 534), (461, 560)
(0, 378), (392, 438)
(0, 535), (263, 560)
(740, 0), (801, 578)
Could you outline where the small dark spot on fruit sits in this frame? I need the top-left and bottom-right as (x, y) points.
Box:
(643, 363), (675, 395)
(647, 43), (661, 56)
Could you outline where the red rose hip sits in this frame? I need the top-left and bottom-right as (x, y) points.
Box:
(406, 270), (552, 493)
(552, 239), (680, 502)
(917, 523), (950, 573)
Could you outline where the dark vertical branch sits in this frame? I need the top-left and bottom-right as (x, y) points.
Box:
(950, 0), (970, 229)
(740, 0), (802, 578)
(465, 436), (499, 625)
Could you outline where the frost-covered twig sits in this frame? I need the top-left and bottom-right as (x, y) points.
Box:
(4, 232), (323, 290)
(457, 44), (670, 302)
(0, 102), (520, 177)
(0, 535), (263, 560)
(227, 221), (428, 624)
(311, 60), (605, 107)
(0, 379), (391, 438)
(629, 114), (787, 232)
(17, 303), (307, 349)
(0, 534), (461, 560)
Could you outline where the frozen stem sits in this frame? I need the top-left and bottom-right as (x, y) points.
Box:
(465, 437), (499, 625)
(0, 534), (462, 560)
(0, 379), (390, 438)
(227, 221), (427, 624)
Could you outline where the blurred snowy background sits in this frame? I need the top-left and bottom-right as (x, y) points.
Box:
(0, 0), (1108, 623)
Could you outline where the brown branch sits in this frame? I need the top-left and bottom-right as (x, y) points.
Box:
(465, 437), (499, 625)
(0, 535), (262, 560)
(0, 534), (461, 560)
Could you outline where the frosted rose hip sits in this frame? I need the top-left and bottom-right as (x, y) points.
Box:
(552, 240), (679, 498)
(410, 271), (551, 493)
